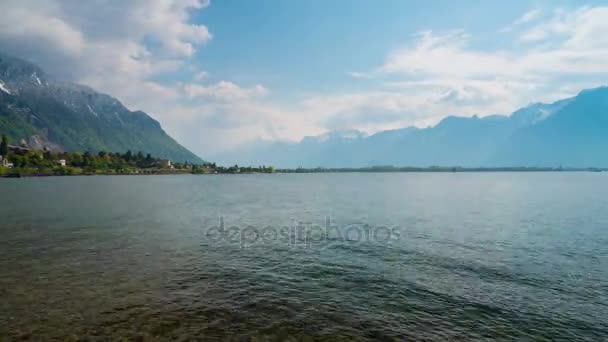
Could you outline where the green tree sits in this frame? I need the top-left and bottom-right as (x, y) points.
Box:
(0, 134), (8, 157)
(83, 151), (92, 167)
(11, 155), (28, 168)
(123, 150), (133, 162)
(71, 152), (83, 167)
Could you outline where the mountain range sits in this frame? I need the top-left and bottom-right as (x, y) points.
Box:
(0, 53), (203, 163)
(2, 52), (607, 168)
(214, 87), (608, 168)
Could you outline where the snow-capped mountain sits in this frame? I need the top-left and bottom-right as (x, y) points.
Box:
(0, 52), (203, 163)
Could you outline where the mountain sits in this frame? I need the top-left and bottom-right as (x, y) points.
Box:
(0, 53), (203, 163)
(493, 87), (608, 167)
(215, 87), (608, 168)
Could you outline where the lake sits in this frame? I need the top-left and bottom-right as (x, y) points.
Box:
(0, 173), (607, 340)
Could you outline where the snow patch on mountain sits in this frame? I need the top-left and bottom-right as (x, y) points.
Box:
(87, 104), (99, 117)
(114, 111), (124, 125)
(0, 80), (11, 94)
(31, 72), (42, 85)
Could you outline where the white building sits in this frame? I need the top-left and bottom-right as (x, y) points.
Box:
(1, 157), (13, 168)
(158, 159), (173, 169)
(57, 159), (66, 167)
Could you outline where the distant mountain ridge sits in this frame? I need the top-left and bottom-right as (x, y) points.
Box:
(0, 53), (203, 163)
(214, 87), (608, 168)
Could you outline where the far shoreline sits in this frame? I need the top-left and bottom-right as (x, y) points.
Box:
(2, 167), (605, 178)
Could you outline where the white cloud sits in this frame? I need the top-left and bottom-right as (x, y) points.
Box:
(0, 0), (210, 98)
(183, 81), (269, 101)
(368, 7), (608, 121)
(347, 71), (373, 79)
(501, 8), (542, 33)
(0, 0), (211, 66)
(515, 9), (542, 25)
(193, 70), (209, 81)
(381, 30), (516, 78)
(520, 7), (608, 50)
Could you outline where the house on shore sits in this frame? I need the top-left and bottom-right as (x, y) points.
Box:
(157, 159), (173, 169)
(1, 156), (14, 168)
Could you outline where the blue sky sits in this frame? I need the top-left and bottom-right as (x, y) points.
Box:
(191, 0), (604, 96)
(193, 0), (522, 94)
(2, 0), (608, 157)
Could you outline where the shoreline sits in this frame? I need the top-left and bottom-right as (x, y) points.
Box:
(2, 167), (605, 178)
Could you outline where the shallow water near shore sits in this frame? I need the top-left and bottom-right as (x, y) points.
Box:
(1, 173), (607, 340)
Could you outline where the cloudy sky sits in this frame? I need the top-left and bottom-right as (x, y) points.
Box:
(1, 0), (608, 158)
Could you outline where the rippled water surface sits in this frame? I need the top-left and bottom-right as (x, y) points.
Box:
(1, 173), (607, 340)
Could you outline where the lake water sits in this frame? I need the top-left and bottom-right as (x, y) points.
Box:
(1, 173), (607, 340)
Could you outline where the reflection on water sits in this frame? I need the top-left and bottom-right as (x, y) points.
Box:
(0, 173), (607, 340)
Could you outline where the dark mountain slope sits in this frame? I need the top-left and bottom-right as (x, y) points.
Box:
(494, 87), (608, 167)
(0, 53), (203, 163)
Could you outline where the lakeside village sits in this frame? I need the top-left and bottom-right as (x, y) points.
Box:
(0, 135), (274, 177)
(2, 134), (604, 177)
